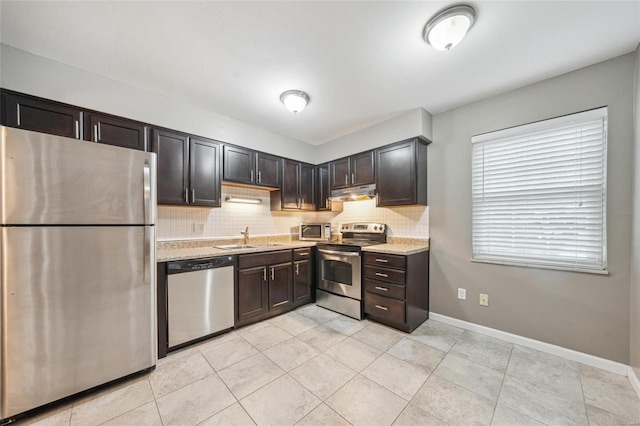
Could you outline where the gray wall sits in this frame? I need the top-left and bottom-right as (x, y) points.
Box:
(631, 43), (640, 372)
(430, 53), (635, 363)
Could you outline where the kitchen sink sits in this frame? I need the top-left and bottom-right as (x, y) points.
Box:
(263, 242), (288, 247)
(212, 244), (258, 250)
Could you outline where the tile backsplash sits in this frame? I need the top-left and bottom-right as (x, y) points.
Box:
(157, 186), (428, 241)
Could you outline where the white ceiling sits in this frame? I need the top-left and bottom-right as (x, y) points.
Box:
(1, 1), (639, 145)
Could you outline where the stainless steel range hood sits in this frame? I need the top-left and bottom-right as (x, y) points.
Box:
(329, 184), (377, 202)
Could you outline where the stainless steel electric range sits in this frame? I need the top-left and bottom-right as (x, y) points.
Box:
(316, 222), (387, 319)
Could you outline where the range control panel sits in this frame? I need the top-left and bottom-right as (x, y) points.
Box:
(340, 223), (386, 234)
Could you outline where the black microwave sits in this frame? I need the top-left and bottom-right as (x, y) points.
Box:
(299, 223), (331, 241)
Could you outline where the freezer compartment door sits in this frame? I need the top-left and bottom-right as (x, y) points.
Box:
(0, 126), (156, 225)
(0, 226), (156, 419)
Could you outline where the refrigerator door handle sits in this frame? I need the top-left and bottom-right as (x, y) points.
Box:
(143, 162), (152, 225)
(143, 161), (152, 285)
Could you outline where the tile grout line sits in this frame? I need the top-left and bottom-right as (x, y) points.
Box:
(576, 364), (591, 425)
(488, 343), (514, 425)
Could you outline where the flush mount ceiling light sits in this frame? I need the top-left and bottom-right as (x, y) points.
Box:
(423, 4), (476, 51)
(280, 90), (310, 113)
(225, 196), (262, 204)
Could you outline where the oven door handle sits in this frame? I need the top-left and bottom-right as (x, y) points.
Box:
(318, 249), (361, 257)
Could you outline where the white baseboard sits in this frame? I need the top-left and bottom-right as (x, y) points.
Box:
(628, 366), (640, 399)
(429, 313), (628, 376)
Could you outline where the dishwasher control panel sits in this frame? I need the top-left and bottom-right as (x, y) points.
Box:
(167, 256), (234, 274)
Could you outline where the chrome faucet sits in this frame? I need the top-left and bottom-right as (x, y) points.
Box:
(241, 227), (249, 245)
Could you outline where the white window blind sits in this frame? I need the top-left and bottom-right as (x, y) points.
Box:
(471, 108), (608, 273)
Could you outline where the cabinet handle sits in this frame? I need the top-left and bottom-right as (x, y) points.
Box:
(345, 175), (348, 185)
(375, 259), (388, 263)
(258, 171), (262, 183)
(374, 286), (389, 292)
(270, 267), (275, 281)
(263, 267), (267, 281)
(250, 170), (254, 182)
(295, 263), (299, 275)
(298, 252), (309, 256)
(351, 173), (355, 184)
(273, 300), (289, 307)
(75, 120), (79, 139)
(191, 189), (195, 203)
(184, 188), (189, 203)
(93, 124), (99, 142)
(301, 198), (304, 208)
(325, 198), (329, 208)
(375, 304), (388, 311)
(375, 272), (388, 278)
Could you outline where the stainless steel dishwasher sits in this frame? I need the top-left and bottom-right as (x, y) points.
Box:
(167, 255), (235, 349)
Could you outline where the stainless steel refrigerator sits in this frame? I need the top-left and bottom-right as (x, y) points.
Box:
(0, 126), (157, 420)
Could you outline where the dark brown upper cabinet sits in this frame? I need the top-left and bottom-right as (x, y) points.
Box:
(316, 163), (331, 211)
(375, 138), (429, 207)
(84, 113), (147, 151)
(329, 150), (374, 190)
(1, 91), (82, 139)
(222, 145), (281, 188)
(152, 128), (221, 207)
(271, 160), (315, 211)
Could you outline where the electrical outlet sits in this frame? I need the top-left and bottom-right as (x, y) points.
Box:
(193, 222), (205, 233)
(479, 293), (489, 306)
(457, 288), (466, 300)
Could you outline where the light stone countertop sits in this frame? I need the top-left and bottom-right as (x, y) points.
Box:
(361, 243), (429, 256)
(157, 241), (317, 262)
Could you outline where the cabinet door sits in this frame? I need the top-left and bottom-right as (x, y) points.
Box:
(223, 145), (255, 184)
(294, 259), (311, 303)
(256, 153), (281, 187)
(299, 163), (315, 211)
(330, 157), (350, 190)
(237, 266), (269, 320)
(190, 136), (221, 207)
(269, 262), (293, 310)
(316, 163), (331, 211)
(152, 129), (190, 205)
(376, 140), (417, 206)
(351, 150), (375, 186)
(1, 92), (81, 139)
(85, 114), (147, 151)
(281, 159), (300, 209)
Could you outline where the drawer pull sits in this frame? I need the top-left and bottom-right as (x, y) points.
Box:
(375, 272), (388, 278)
(375, 259), (388, 263)
(374, 286), (388, 292)
(375, 304), (388, 311)
(273, 300), (289, 307)
(298, 252), (309, 256)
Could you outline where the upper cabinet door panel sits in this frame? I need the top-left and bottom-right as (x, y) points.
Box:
(351, 150), (375, 186)
(86, 114), (147, 151)
(223, 146), (255, 184)
(1, 92), (81, 139)
(152, 129), (189, 205)
(256, 153), (281, 187)
(281, 159), (300, 210)
(190, 137), (221, 207)
(316, 163), (330, 211)
(330, 157), (350, 190)
(376, 140), (417, 206)
(299, 163), (315, 210)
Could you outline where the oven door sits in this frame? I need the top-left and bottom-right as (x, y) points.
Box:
(317, 248), (362, 300)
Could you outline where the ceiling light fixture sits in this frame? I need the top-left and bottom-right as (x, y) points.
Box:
(280, 90), (310, 113)
(225, 196), (262, 204)
(423, 4), (476, 51)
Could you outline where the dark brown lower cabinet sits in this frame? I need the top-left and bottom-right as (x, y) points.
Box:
(236, 249), (301, 327)
(363, 250), (429, 332)
(268, 262), (293, 309)
(294, 259), (311, 303)
(237, 265), (269, 321)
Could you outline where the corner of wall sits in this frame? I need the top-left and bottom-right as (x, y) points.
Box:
(630, 42), (640, 371)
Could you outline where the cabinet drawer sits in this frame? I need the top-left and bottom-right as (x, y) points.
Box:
(293, 248), (313, 261)
(238, 250), (291, 269)
(364, 265), (405, 285)
(364, 252), (405, 269)
(365, 292), (405, 324)
(365, 279), (405, 300)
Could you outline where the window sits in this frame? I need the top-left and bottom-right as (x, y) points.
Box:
(471, 108), (607, 273)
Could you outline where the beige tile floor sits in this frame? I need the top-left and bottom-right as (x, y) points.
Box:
(21, 304), (640, 426)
